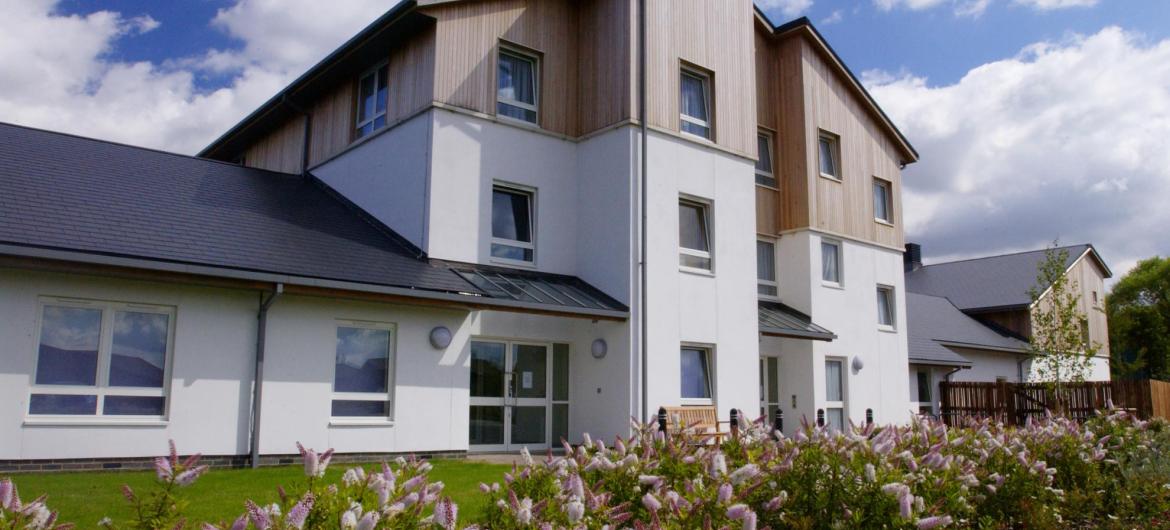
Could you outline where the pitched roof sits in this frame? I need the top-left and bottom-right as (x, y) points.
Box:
(0, 122), (627, 319)
(906, 292), (1028, 367)
(905, 244), (1101, 312)
(758, 301), (836, 341)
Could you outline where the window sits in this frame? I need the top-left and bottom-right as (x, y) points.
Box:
(355, 63), (389, 139)
(497, 47), (538, 124)
(873, 178), (892, 223)
(29, 299), (174, 418)
(332, 322), (395, 418)
(679, 68), (712, 139)
(678, 198), (712, 271)
(755, 132), (776, 187)
(824, 359), (845, 431)
(877, 285), (896, 328)
(821, 240), (842, 285)
(915, 370), (931, 403)
(1080, 317), (1090, 346)
(1092, 290), (1099, 305)
(491, 184), (535, 263)
(757, 239), (778, 297)
(818, 131), (840, 179)
(680, 347), (713, 401)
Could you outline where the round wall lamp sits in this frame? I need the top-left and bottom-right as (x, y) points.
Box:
(591, 338), (608, 359)
(429, 326), (452, 349)
(851, 356), (865, 372)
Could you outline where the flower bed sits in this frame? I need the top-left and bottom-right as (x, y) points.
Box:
(3, 411), (1169, 529)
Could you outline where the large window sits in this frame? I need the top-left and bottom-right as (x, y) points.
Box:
(355, 64), (389, 139)
(29, 299), (174, 418)
(877, 285), (896, 328)
(873, 178), (892, 223)
(678, 198), (712, 271)
(755, 132), (776, 187)
(497, 47), (539, 124)
(680, 347), (713, 402)
(332, 322), (395, 418)
(491, 184), (535, 263)
(818, 131), (840, 180)
(824, 359), (845, 431)
(679, 68), (712, 139)
(757, 239), (778, 297)
(821, 240), (842, 285)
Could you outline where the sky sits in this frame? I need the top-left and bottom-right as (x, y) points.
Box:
(1, 0), (1168, 285)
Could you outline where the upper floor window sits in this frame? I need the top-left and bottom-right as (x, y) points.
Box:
(877, 285), (896, 328)
(497, 47), (539, 124)
(356, 64), (389, 139)
(757, 239), (778, 297)
(332, 322), (396, 419)
(679, 68), (712, 139)
(821, 240), (842, 285)
(29, 299), (174, 418)
(818, 131), (840, 180)
(491, 184), (535, 263)
(679, 198), (712, 271)
(756, 131), (776, 187)
(873, 178), (892, 223)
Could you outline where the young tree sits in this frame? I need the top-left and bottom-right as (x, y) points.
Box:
(1027, 244), (1099, 392)
(1107, 256), (1170, 380)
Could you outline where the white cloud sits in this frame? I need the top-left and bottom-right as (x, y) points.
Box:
(820, 10), (845, 25)
(954, 0), (992, 17)
(758, 0), (814, 17)
(0, 0), (396, 154)
(866, 27), (1170, 281)
(874, 0), (1096, 16)
(1013, 0), (1098, 10)
(872, 0), (948, 12)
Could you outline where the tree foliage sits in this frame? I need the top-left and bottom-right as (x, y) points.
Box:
(1027, 244), (1098, 388)
(1107, 256), (1170, 379)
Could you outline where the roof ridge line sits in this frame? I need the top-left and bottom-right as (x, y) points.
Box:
(918, 244), (1089, 268)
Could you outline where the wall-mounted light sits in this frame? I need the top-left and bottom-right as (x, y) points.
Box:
(591, 338), (607, 359)
(429, 326), (452, 349)
(852, 356), (865, 372)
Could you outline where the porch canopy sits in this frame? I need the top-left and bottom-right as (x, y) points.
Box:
(758, 301), (836, 341)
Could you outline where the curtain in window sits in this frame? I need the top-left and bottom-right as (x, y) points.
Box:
(680, 73), (708, 121)
(825, 360), (842, 402)
(678, 202), (709, 252)
(821, 242), (839, 282)
(757, 240), (775, 282)
(498, 53), (535, 105)
(680, 348), (711, 399)
(818, 138), (836, 176)
(873, 182), (889, 221)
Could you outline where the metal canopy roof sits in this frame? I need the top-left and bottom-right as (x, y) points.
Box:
(452, 267), (628, 318)
(758, 301), (836, 341)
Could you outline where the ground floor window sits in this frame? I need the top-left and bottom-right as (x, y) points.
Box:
(824, 358), (845, 430)
(331, 322), (396, 419)
(913, 369), (933, 415)
(681, 346), (713, 403)
(30, 298), (175, 419)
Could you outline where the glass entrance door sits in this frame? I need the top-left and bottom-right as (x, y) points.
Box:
(470, 341), (550, 451)
(759, 357), (782, 420)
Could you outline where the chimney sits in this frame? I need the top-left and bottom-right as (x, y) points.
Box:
(904, 243), (922, 272)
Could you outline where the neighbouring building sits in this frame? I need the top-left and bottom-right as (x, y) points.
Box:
(904, 243), (1113, 416)
(0, 0), (920, 467)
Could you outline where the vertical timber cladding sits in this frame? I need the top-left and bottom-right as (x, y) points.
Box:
(757, 30), (812, 236)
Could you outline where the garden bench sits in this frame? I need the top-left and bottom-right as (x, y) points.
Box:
(659, 405), (737, 445)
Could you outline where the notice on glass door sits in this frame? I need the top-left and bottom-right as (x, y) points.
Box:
(522, 371), (533, 389)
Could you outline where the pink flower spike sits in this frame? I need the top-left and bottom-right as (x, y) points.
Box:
(245, 500), (271, 530)
(121, 484), (136, 503)
(742, 510), (758, 530)
(175, 466), (209, 487)
(0, 479), (12, 510)
(227, 513), (248, 530)
(726, 504), (750, 520)
(642, 493), (662, 512)
(168, 439), (179, 468)
(285, 492), (314, 529)
(155, 457), (174, 481)
(916, 515), (954, 529)
(302, 450), (319, 478)
(295, 441), (307, 457)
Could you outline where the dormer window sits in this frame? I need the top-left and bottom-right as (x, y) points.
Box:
(497, 47), (539, 124)
(356, 64), (389, 139)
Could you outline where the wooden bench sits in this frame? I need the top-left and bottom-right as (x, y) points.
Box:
(660, 406), (735, 445)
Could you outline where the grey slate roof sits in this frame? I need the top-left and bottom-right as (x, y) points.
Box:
(759, 301), (836, 341)
(905, 245), (1093, 311)
(0, 122), (627, 317)
(906, 292), (1028, 367)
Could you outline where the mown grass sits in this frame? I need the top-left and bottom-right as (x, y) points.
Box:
(7, 459), (511, 528)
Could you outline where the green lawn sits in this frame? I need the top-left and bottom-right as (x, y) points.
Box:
(6, 459), (511, 528)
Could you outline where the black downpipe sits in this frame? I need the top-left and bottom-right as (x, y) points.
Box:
(637, 0), (648, 424)
(250, 284), (283, 469)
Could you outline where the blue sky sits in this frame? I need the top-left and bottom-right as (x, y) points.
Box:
(2, 0), (1168, 279)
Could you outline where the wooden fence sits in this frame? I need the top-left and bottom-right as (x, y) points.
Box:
(939, 379), (1170, 426)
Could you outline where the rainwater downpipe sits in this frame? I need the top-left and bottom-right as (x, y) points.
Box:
(250, 283), (283, 469)
(637, 0), (649, 424)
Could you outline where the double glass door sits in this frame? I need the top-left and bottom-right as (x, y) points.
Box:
(469, 341), (551, 451)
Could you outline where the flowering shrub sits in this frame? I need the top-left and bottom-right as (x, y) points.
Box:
(0, 477), (72, 530)
(473, 411), (1170, 529)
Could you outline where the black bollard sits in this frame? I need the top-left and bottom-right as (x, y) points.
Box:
(773, 409), (784, 437)
(729, 408), (740, 439)
(816, 408), (825, 427)
(657, 406), (668, 437)
(866, 408), (874, 425)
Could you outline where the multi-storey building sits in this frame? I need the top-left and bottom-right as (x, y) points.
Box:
(0, 0), (918, 466)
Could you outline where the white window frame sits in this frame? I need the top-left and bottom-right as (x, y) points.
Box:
(490, 182), (537, 266)
(755, 130), (776, 187)
(873, 177), (893, 224)
(27, 297), (176, 423)
(678, 196), (714, 274)
(496, 45), (540, 126)
(912, 368), (934, 416)
(877, 284), (896, 330)
(679, 66), (713, 140)
(824, 357), (846, 431)
(331, 320), (397, 423)
(757, 237), (779, 299)
(354, 61), (389, 139)
(821, 239), (843, 287)
(680, 344), (715, 406)
(818, 131), (841, 181)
